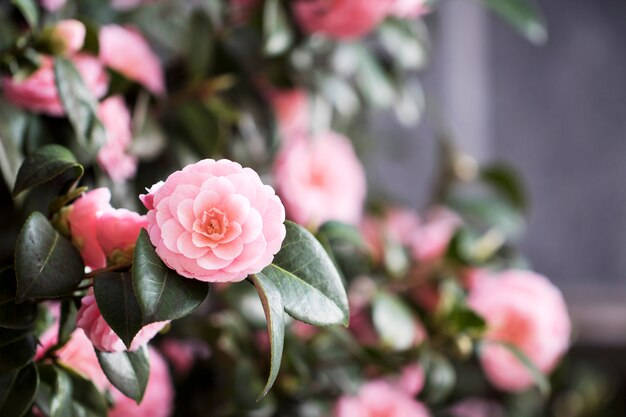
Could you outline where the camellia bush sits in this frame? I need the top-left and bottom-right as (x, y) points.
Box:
(0, 1), (600, 417)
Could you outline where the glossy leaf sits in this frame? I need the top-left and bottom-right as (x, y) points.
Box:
(271, 221), (349, 326)
(48, 367), (73, 417)
(53, 57), (106, 153)
(132, 230), (209, 323)
(57, 300), (78, 346)
(93, 271), (143, 349)
(482, 0), (547, 45)
(0, 269), (37, 329)
(11, 0), (38, 28)
(96, 345), (150, 403)
(250, 272), (285, 399)
(63, 365), (109, 417)
(15, 212), (84, 302)
(317, 221), (364, 248)
(12, 144), (83, 196)
(0, 363), (38, 417)
(372, 292), (416, 351)
(262, 0), (293, 56)
(0, 330), (35, 372)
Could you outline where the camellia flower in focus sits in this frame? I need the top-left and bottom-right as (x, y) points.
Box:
(2, 54), (108, 116)
(335, 380), (430, 417)
(274, 132), (366, 227)
(467, 270), (571, 392)
(96, 209), (148, 264)
(99, 25), (165, 95)
(97, 95), (138, 182)
(293, 0), (393, 39)
(77, 289), (169, 352)
(141, 159), (286, 282)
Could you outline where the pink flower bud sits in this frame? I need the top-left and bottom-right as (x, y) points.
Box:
(96, 209), (148, 265)
(51, 20), (86, 55)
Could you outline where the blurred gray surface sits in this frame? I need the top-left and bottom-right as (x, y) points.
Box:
(367, 0), (626, 342)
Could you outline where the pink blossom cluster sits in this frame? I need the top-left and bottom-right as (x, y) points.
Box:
(3, 20), (164, 182)
(293, 0), (428, 39)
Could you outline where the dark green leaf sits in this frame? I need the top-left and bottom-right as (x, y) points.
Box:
(50, 367), (73, 417)
(53, 57), (106, 153)
(0, 331), (36, 373)
(62, 365), (108, 417)
(422, 352), (456, 404)
(446, 306), (486, 336)
(0, 370), (18, 409)
(187, 11), (213, 80)
(57, 300), (78, 346)
(0, 363), (38, 417)
(355, 45), (395, 108)
(94, 271), (143, 349)
(11, 0), (38, 28)
(271, 221), (349, 326)
(487, 341), (550, 395)
(262, 0), (293, 56)
(0, 327), (31, 347)
(317, 221), (364, 248)
(250, 273), (284, 399)
(481, 164), (527, 211)
(482, 0), (547, 44)
(15, 212), (84, 302)
(13, 144), (83, 197)
(96, 345), (150, 403)
(132, 230), (209, 323)
(0, 301), (37, 329)
(372, 292), (416, 351)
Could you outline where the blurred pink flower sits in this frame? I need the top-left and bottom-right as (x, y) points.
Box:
(40, 0), (66, 11)
(97, 96), (138, 182)
(110, 348), (174, 417)
(77, 290), (169, 352)
(56, 329), (111, 390)
(293, 0), (393, 39)
(270, 88), (310, 141)
(141, 159), (286, 282)
(68, 188), (114, 270)
(99, 25), (165, 95)
(396, 363), (425, 396)
(2, 54), (108, 116)
(348, 306), (378, 346)
(160, 339), (210, 376)
(448, 398), (504, 417)
(335, 380), (430, 417)
(274, 133), (366, 227)
(35, 303), (61, 360)
(388, 0), (429, 18)
(361, 207), (420, 262)
(96, 209), (147, 264)
(410, 207), (461, 263)
(51, 20), (86, 55)
(467, 270), (571, 392)
(291, 321), (318, 340)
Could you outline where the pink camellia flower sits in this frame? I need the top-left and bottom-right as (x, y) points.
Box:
(396, 363), (426, 396)
(77, 290), (169, 352)
(293, 0), (393, 39)
(335, 380), (430, 417)
(97, 96), (138, 182)
(2, 54), (108, 116)
(411, 207), (461, 263)
(467, 270), (571, 392)
(291, 321), (318, 341)
(141, 159), (286, 282)
(40, 0), (66, 11)
(388, 0), (429, 18)
(361, 207), (420, 262)
(96, 209), (148, 264)
(56, 329), (112, 390)
(110, 348), (174, 417)
(270, 88), (310, 141)
(68, 188), (114, 270)
(274, 132), (366, 227)
(99, 25), (165, 95)
(50, 20), (86, 55)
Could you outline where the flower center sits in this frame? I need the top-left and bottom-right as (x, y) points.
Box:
(490, 311), (530, 347)
(195, 208), (228, 241)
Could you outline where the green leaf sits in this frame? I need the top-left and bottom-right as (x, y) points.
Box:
(186, 10), (213, 80)
(13, 144), (83, 197)
(372, 292), (416, 351)
(96, 345), (150, 403)
(481, 164), (527, 211)
(48, 366), (73, 417)
(62, 365), (108, 417)
(132, 230), (209, 323)
(15, 212), (84, 302)
(11, 0), (39, 28)
(0, 363), (38, 417)
(487, 341), (550, 395)
(422, 352), (456, 404)
(270, 221), (349, 326)
(93, 271), (143, 349)
(317, 221), (364, 248)
(0, 330), (35, 372)
(262, 0), (293, 56)
(446, 305), (486, 336)
(482, 0), (547, 45)
(355, 46), (395, 108)
(53, 57), (106, 153)
(0, 370), (18, 409)
(57, 300), (78, 346)
(250, 273), (285, 400)
(0, 269), (37, 329)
